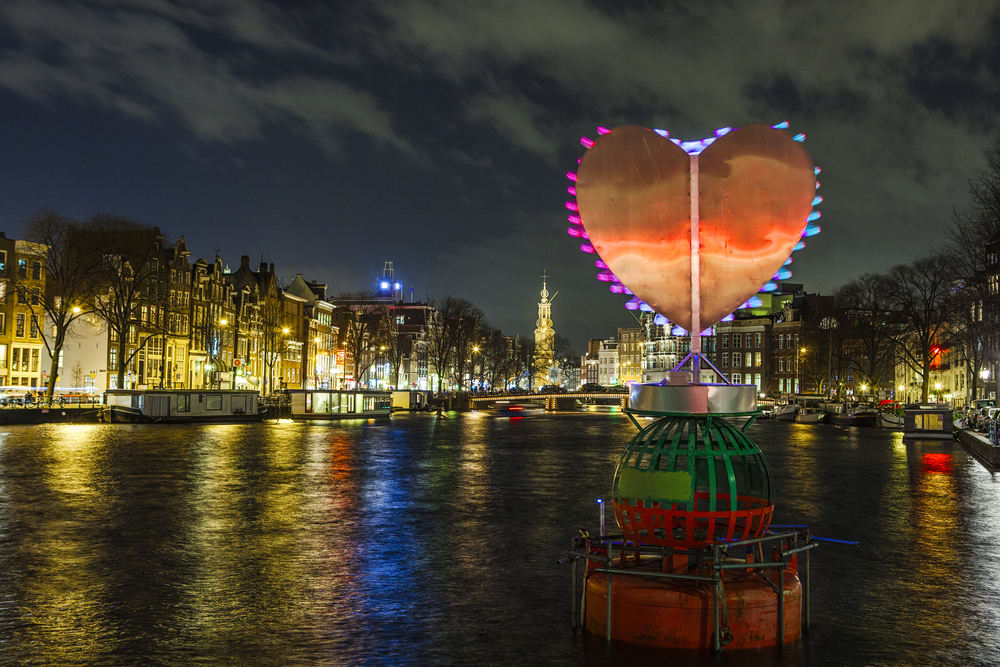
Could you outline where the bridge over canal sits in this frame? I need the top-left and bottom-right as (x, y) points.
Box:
(468, 391), (629, 411)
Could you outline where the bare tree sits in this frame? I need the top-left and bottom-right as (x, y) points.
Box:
(258, 290), (284, 394)
(452, 303), (483, 390)
(10, 212), (102, 400)
(552, 333), (578, 387)
(949, 138), (1000, 400)
(377, 307), (402, 388)
(86, 216), (164, 390)
(334, 293), (386, 389)
(888, 254), (957, 403)
(425, 296), (477, 393)
(514, 335), (536, 390)
(835, 274), (896, 394)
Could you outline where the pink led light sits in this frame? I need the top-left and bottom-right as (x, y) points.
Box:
(594, 259), (607, 269)
(567, 227), (581, 238)
(564, 201), (578, 212)
(580, 243), (595, 253)
(567, 214), (582, 225)
(625, 297), (641, 310)
(580, 136), (595, 148)
(597, 272), (613, 282)
(566, 171), (578, 182)
(609, 284), (625, 294)
(567, 185), (576, 196)
(577, 158), (582, 164)
(596, 126), (611, 135)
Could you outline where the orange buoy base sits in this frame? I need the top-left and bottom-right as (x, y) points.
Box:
(585, 560), (801, 650)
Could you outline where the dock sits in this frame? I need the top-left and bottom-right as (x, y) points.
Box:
(956, 429), (1000, 470)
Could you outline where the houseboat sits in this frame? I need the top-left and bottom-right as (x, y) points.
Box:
(902, 404), (953, 440)
(103, 389), (262, 423)
(286, 390), (391, 420)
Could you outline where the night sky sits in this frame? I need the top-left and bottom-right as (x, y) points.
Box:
(1, 1), (998, 348)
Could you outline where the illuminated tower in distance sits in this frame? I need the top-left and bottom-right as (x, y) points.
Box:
(533, 270), (556, 388)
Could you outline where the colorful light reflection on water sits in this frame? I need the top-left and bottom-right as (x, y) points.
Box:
(0, 419), (997, 664)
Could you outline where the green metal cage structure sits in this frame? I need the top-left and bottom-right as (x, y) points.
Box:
(612, 415), (774, 548)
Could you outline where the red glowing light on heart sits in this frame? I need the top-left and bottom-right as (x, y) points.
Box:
(573, 124), (816, 331)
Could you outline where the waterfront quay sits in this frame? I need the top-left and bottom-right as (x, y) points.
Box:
(0, 414), (997, 665)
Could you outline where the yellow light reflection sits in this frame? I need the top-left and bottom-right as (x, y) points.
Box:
(14, 424), (110, 660)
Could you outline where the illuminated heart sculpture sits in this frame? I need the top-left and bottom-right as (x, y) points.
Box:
(568, 123), (819, 333)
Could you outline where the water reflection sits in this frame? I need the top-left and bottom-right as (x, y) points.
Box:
(0, 418), (997, 664)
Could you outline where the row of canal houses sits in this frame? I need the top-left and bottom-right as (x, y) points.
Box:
(49, 234), (434, 395)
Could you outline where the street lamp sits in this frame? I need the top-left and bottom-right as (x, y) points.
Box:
(71, 305), (81, 314)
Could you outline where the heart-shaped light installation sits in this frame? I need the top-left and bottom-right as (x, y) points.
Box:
(567, 122), (820, 334)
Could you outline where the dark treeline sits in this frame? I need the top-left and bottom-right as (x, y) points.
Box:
(829, 139), (1000, 403)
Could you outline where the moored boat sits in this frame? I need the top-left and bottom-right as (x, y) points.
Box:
(880, 412), (904, 429)
(774, 404), (797, 421)
(830, 408), (878, 427)
(795, 408), (826, 423)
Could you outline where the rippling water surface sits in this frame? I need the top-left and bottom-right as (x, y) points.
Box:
(0, 414), (998, 665)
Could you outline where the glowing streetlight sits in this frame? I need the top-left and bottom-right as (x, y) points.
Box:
(71, 306), (81, 314)
(934, 382), (942, 391)
(799, 347), (806, 354)
(282, 327), (290, 335)
(314, 337), (321, 345)
(472, 345), (480, 353)
(897, 384), (905, 392)
(219, 318), (228, 326)
(859, 383), (868, 392)
(981, 368), (991, 381)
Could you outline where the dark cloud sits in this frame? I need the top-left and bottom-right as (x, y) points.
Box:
(0, 0), (998, 348)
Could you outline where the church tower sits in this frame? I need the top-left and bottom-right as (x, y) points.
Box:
(533, 270), (556, 388)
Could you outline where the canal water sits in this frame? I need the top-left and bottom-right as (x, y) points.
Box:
(0, 414), (997, 665)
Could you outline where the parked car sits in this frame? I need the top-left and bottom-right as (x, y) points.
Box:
(580, 383), (606, 393)
(539, 384), (567, 394)
(507, 387), (529, 395)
